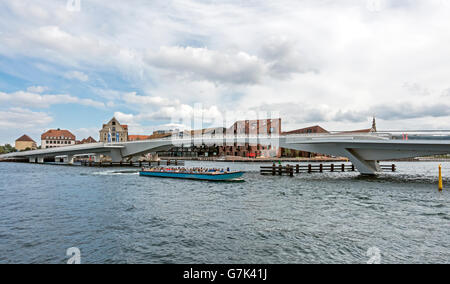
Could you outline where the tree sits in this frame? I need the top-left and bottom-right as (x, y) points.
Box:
(0, 144), (17, 153)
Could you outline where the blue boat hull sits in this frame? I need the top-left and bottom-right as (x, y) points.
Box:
(139, 171), (245, 181)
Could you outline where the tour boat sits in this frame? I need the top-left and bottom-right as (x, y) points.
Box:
(139, 169), (245, 181)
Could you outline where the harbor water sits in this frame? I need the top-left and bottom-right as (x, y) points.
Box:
(0, 161), (449, 263)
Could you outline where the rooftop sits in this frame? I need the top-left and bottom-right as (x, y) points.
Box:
(16, 134), (35, 143)
(41, 129), (76, 140)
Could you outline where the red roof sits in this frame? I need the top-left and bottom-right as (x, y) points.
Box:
(337, 128), (373, 134)
(77, 136), (97, 144)
(16, 134), (36, 142)
(283, 125), (329, 135)
(41, 129), (76, 140)
(128, 135), (151, 141)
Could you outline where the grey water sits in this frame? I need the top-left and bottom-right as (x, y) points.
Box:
(0, 161), (449, 264)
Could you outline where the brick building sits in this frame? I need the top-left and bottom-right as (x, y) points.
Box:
(281, 125), (329, 158)
(156, 119), (282, 158)
(217, 118), (282, 158)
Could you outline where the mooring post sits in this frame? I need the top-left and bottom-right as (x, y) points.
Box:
(342, 164), (345, 172)
(279, 164), (282, 176)
(319, 164), (323, 173)
(272, 163), (276, 176)
(296, 164), (299, 173)
(290, 166), (294, 177)
(308, 164), (312, 173)
(351, 164), (355, 172)
(331, 164), (334, 172)
(439, 164), (443, 192)
(392, 164), (396, 172)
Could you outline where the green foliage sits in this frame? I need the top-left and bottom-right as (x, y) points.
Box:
(0, 144), (17, 154)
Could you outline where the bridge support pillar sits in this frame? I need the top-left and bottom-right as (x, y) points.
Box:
(37, 157), (44, 164)
(109, 149), (123, 163)
(29, 157), (36, 163)
(94, 154), (102, 163)
(65, 155), (74, 165)
(344, 149), (381, 175)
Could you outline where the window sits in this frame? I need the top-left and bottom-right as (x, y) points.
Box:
(112, 127), (116, 131)
(112, 121), (116, 125)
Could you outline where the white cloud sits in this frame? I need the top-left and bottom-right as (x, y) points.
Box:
(72, 127), (100, 141)
(64, 71), (89, 82)
(146, 46), (267, 84)
(0, 108), (53, 129)
(122, 92), (178, 107)
(0, 90), (105, 109)
(1, 0), (450, 131)
(26, 86), (48, 93)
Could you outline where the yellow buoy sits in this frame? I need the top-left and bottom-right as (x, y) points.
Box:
(438, 164), (443, 192)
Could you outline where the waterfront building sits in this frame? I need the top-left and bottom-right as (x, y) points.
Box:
(281, 125), (329, 158)
(128, 135), (152, 141)
(128, 132), (174, 141)
(153, 130), (175, 135)
(99, 117), (128, 142)
(218, 119), (282, 158)
(15, 135), (37, 151)
(41, 129), (76, 149)
(76, 136), (97, 144)
(158, 119), (282, 158)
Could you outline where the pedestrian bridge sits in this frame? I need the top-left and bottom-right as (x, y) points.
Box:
(1, 132), (449, 175)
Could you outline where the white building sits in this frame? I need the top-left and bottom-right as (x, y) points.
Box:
(41, 129), (76, 149)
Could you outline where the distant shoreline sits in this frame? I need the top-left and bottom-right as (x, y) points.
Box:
(158, 156), (450, 163)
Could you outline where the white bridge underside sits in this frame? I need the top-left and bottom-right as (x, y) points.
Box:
(1, 135), (449, 175)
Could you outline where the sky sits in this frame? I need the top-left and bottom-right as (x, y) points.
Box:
(1, 0), (450, 144)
